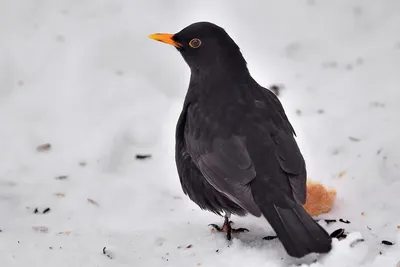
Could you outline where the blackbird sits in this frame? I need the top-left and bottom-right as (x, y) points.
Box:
(149, 22), (332, 258)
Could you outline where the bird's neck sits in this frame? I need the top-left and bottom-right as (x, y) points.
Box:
(185, 65), (254, 105)
(190, 58), (251, 85)
(189, 43), (250, 79)
(185, 47), (253, 103)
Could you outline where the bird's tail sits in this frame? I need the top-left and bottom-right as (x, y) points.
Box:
(260, 203), (332, 258)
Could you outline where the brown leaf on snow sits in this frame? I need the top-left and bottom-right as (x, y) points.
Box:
(54, 193), (65, 197)
(303, 180), (336, 216)
(87, 198), (99, 206)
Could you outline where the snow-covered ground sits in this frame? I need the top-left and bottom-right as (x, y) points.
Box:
(1, 0), (400, 266)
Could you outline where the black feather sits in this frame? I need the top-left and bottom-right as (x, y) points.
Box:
(259, 204), (332, 258)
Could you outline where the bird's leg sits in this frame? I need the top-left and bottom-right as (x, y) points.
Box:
(209, 212), (249, 240)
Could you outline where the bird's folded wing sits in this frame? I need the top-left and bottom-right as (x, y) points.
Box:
(272, 129), (307, 204)
(191, 137), (261, 216)
(185, 112), (261, 216)
(261, 88), (307, 204)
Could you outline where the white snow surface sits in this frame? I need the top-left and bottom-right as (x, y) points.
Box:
(1, 0), (400, 266)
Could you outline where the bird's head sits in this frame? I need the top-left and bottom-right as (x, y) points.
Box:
(149, 22), (248, 76)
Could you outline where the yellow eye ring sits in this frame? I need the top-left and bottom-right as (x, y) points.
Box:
(189, 38), (201, 48)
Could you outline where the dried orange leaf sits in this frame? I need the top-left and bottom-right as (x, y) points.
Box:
(303, 180), (337, 216)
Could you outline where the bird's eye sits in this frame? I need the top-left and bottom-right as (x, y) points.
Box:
(189, 38), (201, 48)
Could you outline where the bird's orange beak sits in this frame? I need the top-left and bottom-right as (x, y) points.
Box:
(148, 33), (182, 48)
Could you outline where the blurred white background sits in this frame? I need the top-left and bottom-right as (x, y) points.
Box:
(1, 0), (400, 266)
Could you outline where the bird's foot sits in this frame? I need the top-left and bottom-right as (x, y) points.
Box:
(209, 218), (249, 240)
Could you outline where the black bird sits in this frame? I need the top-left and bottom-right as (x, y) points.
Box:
(149, 22), (332, 258)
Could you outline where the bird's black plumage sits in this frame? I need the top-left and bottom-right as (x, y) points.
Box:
(150, 21), (332, 258)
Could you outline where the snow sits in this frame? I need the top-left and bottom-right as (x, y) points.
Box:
(1, 0), (400, 266)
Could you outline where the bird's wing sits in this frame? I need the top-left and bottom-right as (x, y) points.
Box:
(175, 107), (247, 216)
(184, 105), (261, 216)
(271, 128), (307, 204)
(260, 88), (307, 204)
